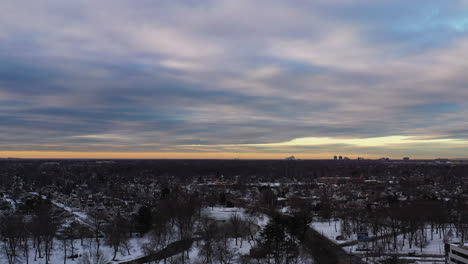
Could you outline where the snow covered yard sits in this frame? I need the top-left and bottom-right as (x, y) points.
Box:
(310, 220), (348, 243)
(0, 234), (152, 264)
(311, 219), (453, 264)
(204, 206), (247, 221)
(310, 220), (378, 245)
(344, 226), (455, 255)
(204, 206), (270, 228)
(186, 237), (255, 262)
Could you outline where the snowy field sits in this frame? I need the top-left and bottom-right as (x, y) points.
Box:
(311, 219), (454, 263)
(204, 206), (248, 221)
(310, 220), (348, 244)
(0, 235), (152, 264)
(344, 226), (457, 255)
(187, 237), (255, 261)
(0, 206), (270, 264)
(310, 220), (378, 244)
(311, 219), (455, 256)
(178, 237), (314, 264)
(204, 206), (270, 228)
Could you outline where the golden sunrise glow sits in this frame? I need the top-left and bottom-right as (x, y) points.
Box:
(2, 135), (466, 159)
(1, 151), (417, 160)
(181, 135), (468, 148)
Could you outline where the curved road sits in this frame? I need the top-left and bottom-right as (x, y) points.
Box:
(301, 225), (366, 264)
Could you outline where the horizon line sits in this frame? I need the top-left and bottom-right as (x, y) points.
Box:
(0, 151), (461, 160)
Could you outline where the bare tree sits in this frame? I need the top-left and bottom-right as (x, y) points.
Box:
(0, 214), (24, 264)
(229, 213), (243, 247)
(80, 237), (110, 264)
(20, 219), (30, 264)
(174, 194), (200, 240)
(214, 229), (238, 264)
(244, 214), (259, 248)
(198, 217), (218, 264)
(29, 201), (60, 264)
(89, 209), (106, 260)
(60, 225), (78, 264)
(105, 213), (130, 260)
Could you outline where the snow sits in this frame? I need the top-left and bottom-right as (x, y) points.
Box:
(6, 200), (270, 264)
(177, 237), (254, 264)
(29, 192), (91, 227)
(400, 256), (446, 261)
(5, 198), (16, 210)
(204, 206), (270, 228)
(249, 182), (282, 187)
(311, 219), (453, 262)
(107, 235), (152, 263)
(344, 226), (455, 255)
(51, 200), (90, 223)
(280, 206), (290, 213)
(339, 225), (458, 264)
(0, 234), (152, 264)
(310, 220), (368, 244)
(205, 206), (247, 221)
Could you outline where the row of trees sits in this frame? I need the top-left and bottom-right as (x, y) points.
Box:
(0, 200), (61, 264)
(0, 196), (139, 264)
(309, 197), (468, 262)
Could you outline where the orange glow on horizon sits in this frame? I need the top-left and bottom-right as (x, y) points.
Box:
(0, 151), (432, 160)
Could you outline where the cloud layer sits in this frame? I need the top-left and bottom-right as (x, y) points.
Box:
(1, 0), (468, 158)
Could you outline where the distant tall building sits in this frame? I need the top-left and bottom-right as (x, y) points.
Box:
(339, 156), (343, 160)
(334, 156), (338, 160)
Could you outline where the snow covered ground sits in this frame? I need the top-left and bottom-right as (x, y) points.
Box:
(204, 206), (270, 228)
(311, 219), (453, 263)
(310, 220), (345, 243)
(29, 192), (92, 227)
(310, 220), (378, 244)
(5, 197), (16, 210)
(173, 237), (255, 264)
(51, 199), (91, 225)
(0, 235), (152, 264)
(310, 219), (454, 255)
(399, 256), (446, 264)
(3, 203), (270, 264)
(204, 206), (247, 221)
(344, 226), (457, 255)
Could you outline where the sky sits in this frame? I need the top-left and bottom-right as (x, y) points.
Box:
(1, 0), (468, 159)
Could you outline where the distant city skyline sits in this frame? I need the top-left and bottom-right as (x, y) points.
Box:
(1, 1), (468, 159)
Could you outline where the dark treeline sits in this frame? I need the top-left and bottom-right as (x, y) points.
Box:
(1, 159), (466, 190)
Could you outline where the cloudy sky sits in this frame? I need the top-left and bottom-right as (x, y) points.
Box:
(1, 0), (468, 159)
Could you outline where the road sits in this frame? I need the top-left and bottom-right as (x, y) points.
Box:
(28, 192), (97, 230)
(257, 208), (366, 264)
(300, 225), (367, 264)
(111, 237), (202, 264)
(339, 231), (404, 248)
